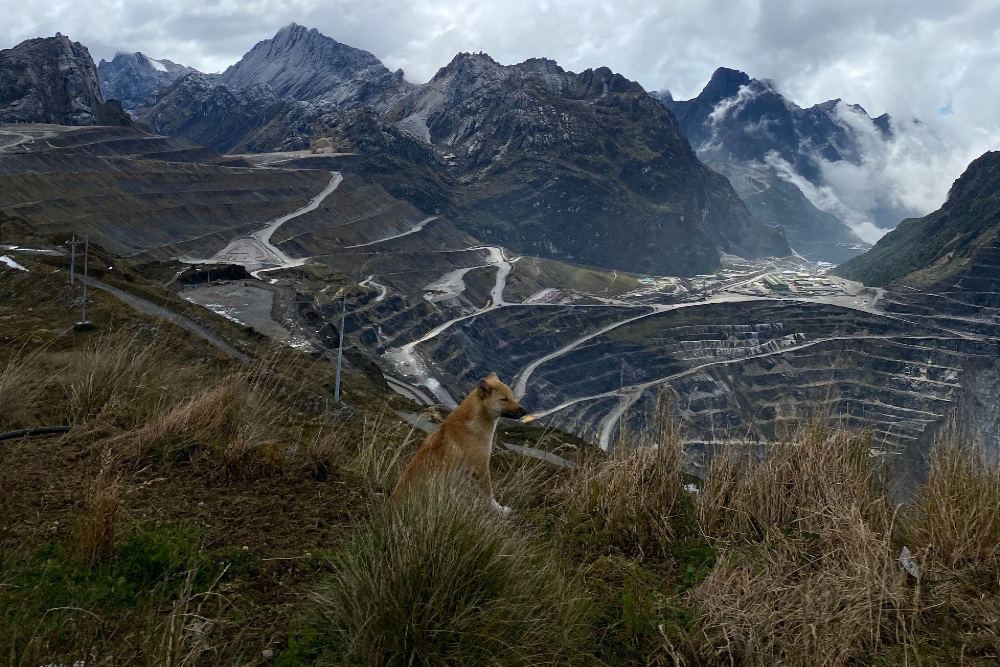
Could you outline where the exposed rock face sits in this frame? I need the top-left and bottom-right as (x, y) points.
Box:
(835, 151), (1000, 291)
(0, 35), (132, 126)
(137, 29), (791, 275)
(373, 53), (790, 275)
(98, 52), (201, 109)
(657, 67), (879, 261)
(135, 74), (292, 154)
(216, 23), (411, 106)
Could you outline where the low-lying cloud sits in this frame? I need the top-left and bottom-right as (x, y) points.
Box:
(763, 101), (999, 244)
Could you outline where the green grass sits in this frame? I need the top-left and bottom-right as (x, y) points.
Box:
(0, 522), (222, 665)
(295, 475), (593, 666)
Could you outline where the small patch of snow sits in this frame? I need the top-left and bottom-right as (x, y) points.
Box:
(147, 57), (168, 72)
(0, 255), (27, 271)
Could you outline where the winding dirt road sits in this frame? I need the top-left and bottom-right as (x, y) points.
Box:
(182, 171), (343, 274)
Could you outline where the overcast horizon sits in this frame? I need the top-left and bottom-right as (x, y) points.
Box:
(4, 0), (1000, 237)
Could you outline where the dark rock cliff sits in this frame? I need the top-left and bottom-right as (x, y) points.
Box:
(0, 34), (132, 126)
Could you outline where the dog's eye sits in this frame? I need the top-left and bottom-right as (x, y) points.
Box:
(501, 397), (510, 402)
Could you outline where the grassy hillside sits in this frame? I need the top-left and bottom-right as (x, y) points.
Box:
(3, 246), (1000, 665)
(835, 151), (1000, 287)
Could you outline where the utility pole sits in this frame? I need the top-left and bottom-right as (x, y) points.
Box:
(334, 294), (346, 403)
(67, 233), (84, 284)
(80, 235), (90, 325)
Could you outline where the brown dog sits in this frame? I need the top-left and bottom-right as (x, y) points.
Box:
(393, 373), (526, 514)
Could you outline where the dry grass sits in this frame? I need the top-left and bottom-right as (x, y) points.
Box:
(348, 409), (420, 496)
(73, 448), (124, 567)
(303, 415), (352, 481)
(554, 396), (687, 559)
(898, 439), (1000, 660)
(698, 426), (890, 540)
(64, 331), (183, 427)
(124, 369), (286, 480)
(905, 439), (1000, 569)
(0, 340), (52, 430)
(306, 473), (593, 666)
(690, 426), (911, 666)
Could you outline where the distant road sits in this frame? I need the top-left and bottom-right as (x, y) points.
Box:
(81, 276), (249, 362)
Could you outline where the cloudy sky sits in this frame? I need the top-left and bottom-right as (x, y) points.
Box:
(3, 0), (999, 235)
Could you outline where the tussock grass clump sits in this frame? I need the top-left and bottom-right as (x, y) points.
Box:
(699, 426), (889, 540)
(126, 355), (289, 480)
(304, 475), (592, 666)
(906, 439), (1000, 570)
(899, 440), (1000, 655)
(555, 398), (688, 559)
(690, 427), (909, 666)
(347, 409), (420, 495)
(64, 331), (182, 427)
(304, 416), (351, 480)
(0, 341), (51, 430)
(74, 449), (124, 567)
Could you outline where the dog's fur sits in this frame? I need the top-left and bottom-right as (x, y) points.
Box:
(393, 373), (526, 514)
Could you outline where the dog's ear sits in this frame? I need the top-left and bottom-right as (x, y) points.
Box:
(478, 378), (492, 397)
(486, 372), (499, 381)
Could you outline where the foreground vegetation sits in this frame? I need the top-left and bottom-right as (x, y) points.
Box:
(3, 251), (1000, 665)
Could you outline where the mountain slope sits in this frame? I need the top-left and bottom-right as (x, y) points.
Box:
(139, 42), (790, 275)
(369, 53), (790, 275)
(834, 150), (1000, 291)
(135, 74), (296, 154)
(717, 162), (866, 262)
(0, 34), (132, 126)
(98, 51), (201, 109)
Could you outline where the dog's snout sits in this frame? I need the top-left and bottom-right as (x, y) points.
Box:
(502, 405), (527, 419)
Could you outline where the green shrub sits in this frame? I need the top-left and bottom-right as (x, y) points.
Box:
(301, 475), (593, 666)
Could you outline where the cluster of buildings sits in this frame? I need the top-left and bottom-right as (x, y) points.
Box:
(762, 270), (842, 295)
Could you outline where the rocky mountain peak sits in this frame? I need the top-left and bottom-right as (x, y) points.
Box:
(702, 67), (753, 103)
(216, 24), (406, 106)
(0, 34), (131, 126)
(431, 52), (505, 89)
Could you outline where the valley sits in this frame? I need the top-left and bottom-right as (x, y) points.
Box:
(3, 122), (996, 488)
(3, 27), (999, 492)
(142, 147), (996, 487)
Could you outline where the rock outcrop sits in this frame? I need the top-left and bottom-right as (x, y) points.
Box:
(135, 74), (293, 154)
(216, 23), (411, 107)
(0, 34), (132, 126)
